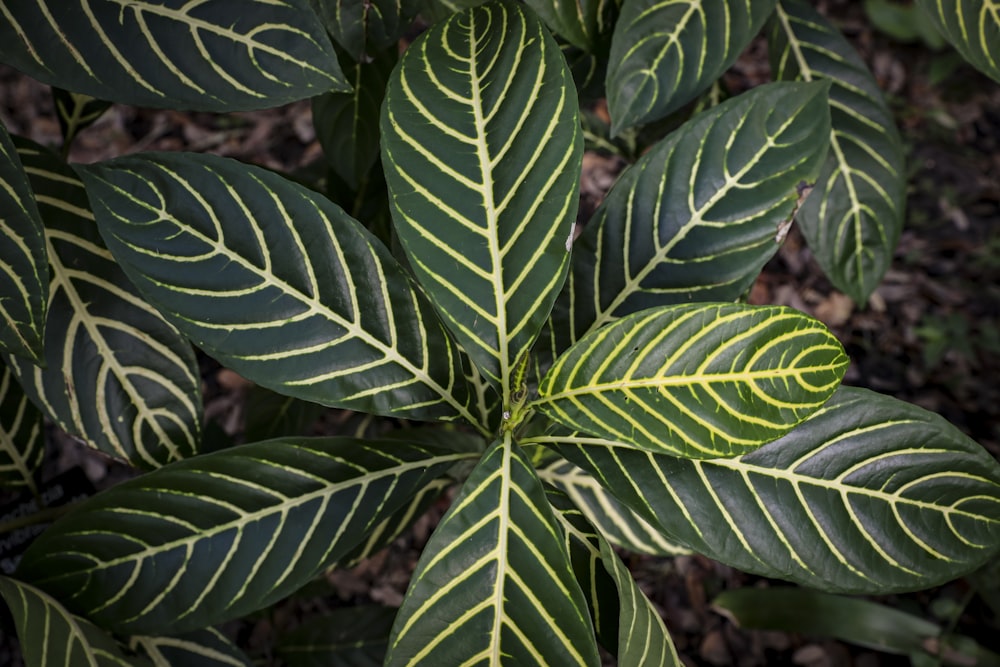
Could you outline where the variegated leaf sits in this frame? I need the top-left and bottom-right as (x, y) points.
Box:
(542, 81), (831, 366)
(525, 0), (620, 51)
(0, 576), (146, 667)
(3, 139), (201, 468)
(78, 152), (488, 431)
(0, 0), (348, 111)
(555, 387), (1000, 593)
(17, 437), (472, 635)
(52, 88), (112, 150)
(534, 303), (848, 459)
(386, 435), (601, 666)
(769, 0), (906, 303)
(606, 0), (778, 135)
(539, 457), (691, 556)
(917, 0), (1000, 83)
(0, 362), (44, 490)
(381, 0), (583, 398)
(313, 0), (418, 61)
(130, 627), (251, 667)
(0, 123), (47, 363)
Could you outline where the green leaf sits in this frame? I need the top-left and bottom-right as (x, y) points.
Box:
(0, 575), (146, 667)
(0, 123), (47, 363)
(0, 0), (348, 111)
(543, 81), (832, 365)
(538, 458), (691, 556)
(313, 47), (396, 190)
(52, 89), (113, 152)
(17, 436), (472, 635)
(917, 0), (1000, 82)
(769, 0), (906, 303)
(535, 303), (848, 459)
(386, 435), (601, 666)
(555, 386), (1000, 594)
(313, 0), (418, 61)
(525, 0), (619, 51)
(3, 139), (201, 468)
(275, 605), (396, 667)
(130, 627), (251, 667)
(0, 362), (44, 490)
(243, 386), (326, 442)
(606, 0), (777, 135)
(78, 152), (486, 431)
(381, 0), (583, 396)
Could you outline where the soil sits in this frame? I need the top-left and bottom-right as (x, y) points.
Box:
(0, 2), (997, 665)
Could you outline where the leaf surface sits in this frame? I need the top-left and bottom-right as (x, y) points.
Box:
(381, 0), (583, 396)
(0, 124), (47, 363)
(556, 387), (1000, 593)
(52, 89), (112, 150)
(79, 152), (484, 430)
(131, 627), (251, 667)
(917, 0), (1000, 83)
(0, 362), (44, 490)
(0, 0), (348, 111)
(606, 0), (777, 134)
(275, 605), (396, 666)
(314, 0), (418, 61)
(525, 0), (618, 50)
(386, 435), (601, 666)
(543, 81), (831, 364)
(3, 140), (201, 467)
(769, 0), (906, 303)
(17, 437), (471, 635)
(535, 303), (848, 458)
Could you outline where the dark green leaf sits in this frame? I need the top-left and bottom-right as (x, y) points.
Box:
(131, 627), (251, 667)
(526, 0), (619, 51)
(52, 89), (112, 151)
(242, 386), (326, 442)
(314, 0), (418, 61)
(0, 362), (43, 490)
(276, 605), (396, 667)
(917, 0), (1000, 82)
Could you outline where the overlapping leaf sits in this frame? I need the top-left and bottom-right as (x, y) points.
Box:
(314, 0), (418, 61)
(606, 0), (777, 135)
(917, 0), (1000, 83)
(17, 437), (472, 635)
(539, 458), (690, 555)
(0, 0), (347, 111)
(386, 435), (601, 666)
(0, 124), (47, 363)
(275, 605), (397, 666)
(3, 140), (201, 468)
(0, 363), (44, 490)
(131, 628), (251, 667)
(769, 0), (906, 303)
(525, 0), (619, 51)
(535, 303), (848, 459)
(381, 0), (583, 396)
(79, 152), (485, 430)
(556, 387), (1000, 593)
(542, 81), (831, 365)
(0, 576), (145, 667)
(53, 89), (112, 150)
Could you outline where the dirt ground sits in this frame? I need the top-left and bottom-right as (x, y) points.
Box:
(0, 2), (998, 665)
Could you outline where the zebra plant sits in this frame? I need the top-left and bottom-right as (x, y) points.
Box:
(1, 0), (999, 664)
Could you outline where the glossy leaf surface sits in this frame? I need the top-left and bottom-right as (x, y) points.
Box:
(0, 576), (144, 667)
(386, 435), (601, 666)
(606, 0), (777, 134)
(525, 0), (618, 50)
(0, 124), (47, 363)
(917, 0), (1000, 82)
(535, 304), (848, 458)
(770, 0), (906, 303)
(381, 0), (583, 395)
(557, 387), (1000, 593)
(543, 81), (831, 364)
(0, 363), (43, 489)
(18, 437), (471, 635)
(0, 0), (347, 111)
(314, 0), (418, 61)
(80, 152), (484, 430)
(131, 627), (251, 667)
(4, 140), (201, 467)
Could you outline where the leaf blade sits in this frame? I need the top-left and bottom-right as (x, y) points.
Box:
(916, 0), (1000, 83)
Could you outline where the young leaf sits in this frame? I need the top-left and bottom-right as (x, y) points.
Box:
(606, 0), (778, 135)
(275, 605), (397, 666)
(769, 0), (906, 304)
(16, 437), (474, 635)
(313, 0), (418, 62)
(130, 627), (251, 667)
(534, 303), (848, 459)
(0, 0), (348, 111)
(0, 123), (47, 363)
(381, 0), (583, 396)
(916, 0), (1000, 83)
(386, 435), (601, 666)
(542, 80), (832, 363)
(555, 387), (1000, 594)
(0, 363), (44, 490)
(3, 139), (201, 468)
(0, 575), (146, 667)
(78, 152), (485, 430)
(52, 89), (112, 152)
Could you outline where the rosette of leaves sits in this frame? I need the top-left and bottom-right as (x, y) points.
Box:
(0, 1), (998, 665)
